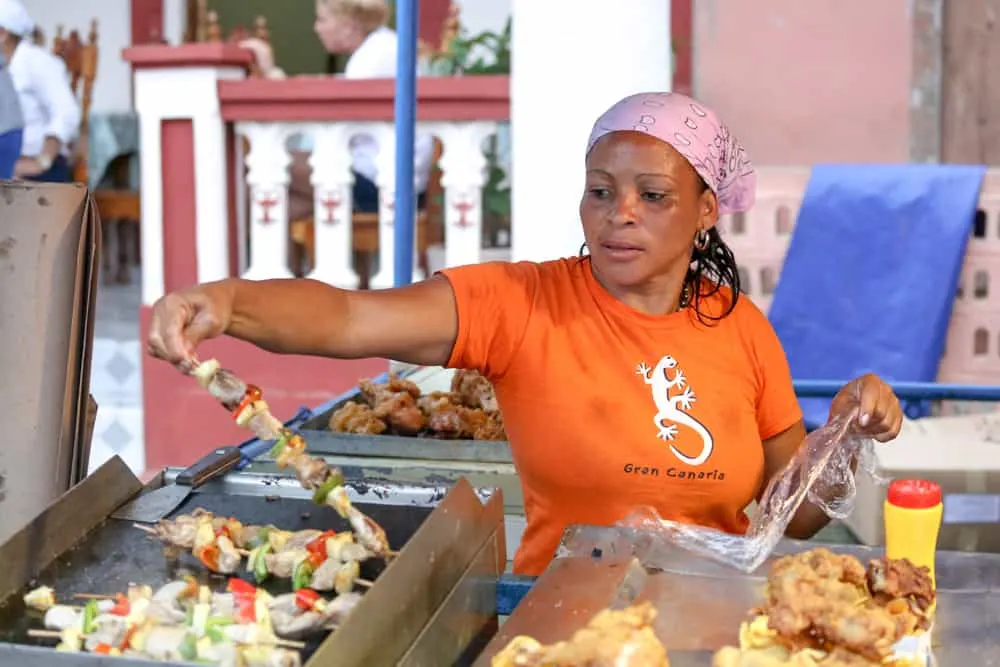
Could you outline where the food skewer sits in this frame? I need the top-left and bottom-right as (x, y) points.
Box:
(190, 359), (391, 557)
(134, 511), (375, 592)
(24, 578), (361, 663)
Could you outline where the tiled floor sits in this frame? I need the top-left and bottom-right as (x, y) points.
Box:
(88, 266), (146, 476)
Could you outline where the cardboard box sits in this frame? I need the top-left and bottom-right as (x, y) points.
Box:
(845, 413), (1000, 552)
(0, 182), (100, 543)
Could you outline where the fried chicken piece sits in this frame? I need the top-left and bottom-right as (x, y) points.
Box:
(492, 602), (669, 667)
(425, 403), (507, 440)
(712, 645), (877, 666)
(865, 558), (935, 631)
(417, 391), (459, 414)
(372, 391), (426, 435)
(451, 369), (499, 411)
(765, 550), (907, 662)
(358, 374), (420, 406)
(329, 401), (388, 435)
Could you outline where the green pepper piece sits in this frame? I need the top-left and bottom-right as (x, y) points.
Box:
(81, 600), (99, 634)
(312, 472), (344, 505)
(248, 526), (273, 550)
(178, 633), (198, 661)
(184, 605), (194, 626)
(205, 617), (233, 643)
(253, 544), (272, 583)
(268, 435), (289, 459)
(292, 559), (315, 591)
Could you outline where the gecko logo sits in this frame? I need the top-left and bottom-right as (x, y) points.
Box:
(635, 355), (715, 466)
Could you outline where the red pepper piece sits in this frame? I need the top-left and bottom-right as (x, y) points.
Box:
(305, 531), (335, 558)
(93, 644), (112, 654)
(227, 578), (257, 596)
(295, 588), (321, 611)
(109, 593), (130, 616)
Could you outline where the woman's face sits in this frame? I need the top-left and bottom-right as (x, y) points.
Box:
(580, 131), (717, 291)
(314, 2), (365, 54)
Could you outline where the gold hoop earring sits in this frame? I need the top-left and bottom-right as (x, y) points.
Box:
(694, 228), (710, 252)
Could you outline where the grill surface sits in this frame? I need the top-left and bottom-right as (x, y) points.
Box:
(0, 491), (432, 662)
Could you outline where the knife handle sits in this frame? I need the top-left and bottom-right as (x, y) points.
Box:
(176, 446), (243, 487)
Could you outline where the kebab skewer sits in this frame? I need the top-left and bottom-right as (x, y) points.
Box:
(190, 359), (390, 557)
(138, 511), (372, 592)
(25, 578), (361, 661)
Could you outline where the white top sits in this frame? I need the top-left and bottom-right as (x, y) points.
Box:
(343, 26), (433, 193)
(9, 40), (80, 157)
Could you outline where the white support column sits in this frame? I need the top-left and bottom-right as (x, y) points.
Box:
(430, 121), (497, 269)
(307, 123), (360, 289)
(237, 122), (294, 281)
(510, 0), (672, 262)
(132, 64), (247, 305)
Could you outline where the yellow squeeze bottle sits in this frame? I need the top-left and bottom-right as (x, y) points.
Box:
(884, 479), (943, 587)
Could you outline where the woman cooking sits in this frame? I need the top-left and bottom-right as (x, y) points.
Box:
(147, 92), (904, 577)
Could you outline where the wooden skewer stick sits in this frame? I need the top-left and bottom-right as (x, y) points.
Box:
(132, 523), (157, 534)
(356, 578), (374, 588)
(73, 593), (116, 600)
(28, 629), (61, 639)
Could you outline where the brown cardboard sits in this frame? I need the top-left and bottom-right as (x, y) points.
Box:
(845, 413), (1000, 553)
(0, 182), (100, 543)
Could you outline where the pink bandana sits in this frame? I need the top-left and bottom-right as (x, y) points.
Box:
(586, 92), (756, 214)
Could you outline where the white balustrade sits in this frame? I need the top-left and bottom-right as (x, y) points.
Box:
(233, 120), (504, 287)
(236, 122), (294, 281)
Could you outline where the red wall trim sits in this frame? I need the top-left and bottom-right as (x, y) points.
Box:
(160, 119), (198, 293)
(130, 0), (165, 45)
(218, 75), (510, 122)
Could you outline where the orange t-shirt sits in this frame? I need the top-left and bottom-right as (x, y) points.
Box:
(440, 257), (803, 576)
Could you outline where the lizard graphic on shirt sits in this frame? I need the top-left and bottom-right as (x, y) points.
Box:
(636, 355), (715, 466)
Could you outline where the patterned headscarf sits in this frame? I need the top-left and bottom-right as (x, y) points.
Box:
(586, 92), (756, 214)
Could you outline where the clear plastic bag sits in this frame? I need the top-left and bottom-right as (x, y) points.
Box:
(611, 410), (886, 573)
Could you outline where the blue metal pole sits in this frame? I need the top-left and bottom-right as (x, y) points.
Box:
(794, 380), (1000, 402)
(392, 0), (419, 287)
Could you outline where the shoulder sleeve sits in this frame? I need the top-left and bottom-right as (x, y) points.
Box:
(437, 261), (538, 381)
(738, 299), (803, 441)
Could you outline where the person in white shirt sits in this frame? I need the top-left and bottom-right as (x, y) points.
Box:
(0, 49), (23, 179)
(0, 0), (80, 182)
(287, 0), (434, 220)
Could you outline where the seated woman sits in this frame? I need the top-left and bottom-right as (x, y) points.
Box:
(146, 92), (903, 577)
(0, 48), (23, 179)
(0, 0), (80, 183)
(287, 0), (433, 221)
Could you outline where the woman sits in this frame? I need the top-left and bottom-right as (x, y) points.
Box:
(287, 0), (433, 221)
(148, 92), (903, 576)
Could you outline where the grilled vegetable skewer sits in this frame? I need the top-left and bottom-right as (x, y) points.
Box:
(190, 359), (391, 557)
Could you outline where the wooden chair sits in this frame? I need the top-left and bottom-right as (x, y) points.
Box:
(54, 20), (142, 284)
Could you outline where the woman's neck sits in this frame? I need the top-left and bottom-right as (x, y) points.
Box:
(590, 261), (691, 316)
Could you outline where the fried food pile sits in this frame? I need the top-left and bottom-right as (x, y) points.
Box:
(491, 602), (669, 667)
(712, 548), (935, 667)
(329, 369), (507, 441)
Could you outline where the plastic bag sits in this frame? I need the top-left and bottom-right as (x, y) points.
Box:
(611, 410), (885, 573)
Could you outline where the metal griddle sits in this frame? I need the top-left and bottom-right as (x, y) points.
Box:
(0, 456), (507, 666)
(476, 524), (1000, 666)
(298, 394), (513, 464)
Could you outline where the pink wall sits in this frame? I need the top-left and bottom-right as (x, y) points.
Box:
(694, 0), (913, 165)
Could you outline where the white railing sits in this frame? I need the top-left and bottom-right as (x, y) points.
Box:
(236, 120), (503, 289)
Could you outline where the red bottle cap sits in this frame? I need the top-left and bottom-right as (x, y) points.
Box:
(887, 479), (942, 509)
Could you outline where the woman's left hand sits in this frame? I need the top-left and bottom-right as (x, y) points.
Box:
(829, 373), (903, 442)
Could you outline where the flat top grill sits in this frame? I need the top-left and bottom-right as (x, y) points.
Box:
(0, 490), (432, 662)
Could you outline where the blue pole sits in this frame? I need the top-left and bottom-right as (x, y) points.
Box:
(793, 379), (1000, 402)
(392, 0), (419, 287)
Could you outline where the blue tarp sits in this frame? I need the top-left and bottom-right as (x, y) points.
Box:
(767, 164), (987, 428)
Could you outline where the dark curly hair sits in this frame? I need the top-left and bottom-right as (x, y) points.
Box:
(580, 177), (742, 325)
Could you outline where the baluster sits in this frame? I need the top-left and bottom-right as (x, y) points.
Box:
(431, 121), (497, 268)
(308, 123), (359, 288)
(236, 122), (294, 280)
(369, 123), (427, 288)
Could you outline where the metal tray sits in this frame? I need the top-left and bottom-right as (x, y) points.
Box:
(0, 457), (508, 666)
(297, 392), (513, 464)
